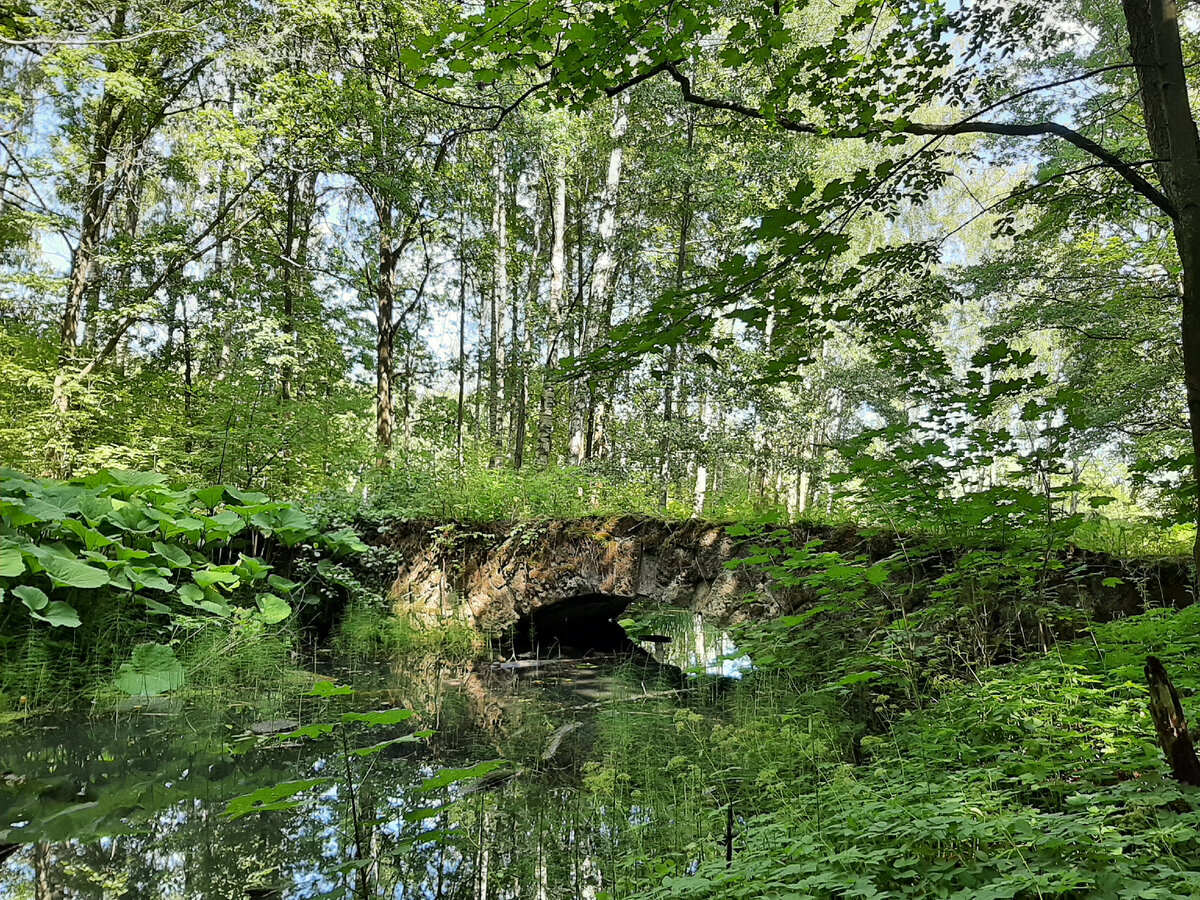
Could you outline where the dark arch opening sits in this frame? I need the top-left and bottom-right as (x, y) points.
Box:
(512, 592), (637, 654)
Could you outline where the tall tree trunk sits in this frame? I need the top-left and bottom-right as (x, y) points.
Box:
(457, 216), (469, 466)
(60, 78), (122, 356)
(567, 176), (588, 463)
(569, 97), (628, 463)
(536, 169), (568, 467)
(661, 114), (694, 508)
(376, 205), (398, 459)
(488, 140), (508, 468)
(280, 172), (300, 402)
(1121, 0), (1200, 568)
(217, 86), (235, 376)
(513, 192), (544, 469)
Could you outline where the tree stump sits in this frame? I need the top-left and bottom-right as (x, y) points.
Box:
(1145, 655), (1200, 786)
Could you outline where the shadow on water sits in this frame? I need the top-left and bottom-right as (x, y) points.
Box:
(0, 608), (747, 899)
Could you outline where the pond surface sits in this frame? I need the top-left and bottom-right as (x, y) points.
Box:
(1, 610), (747, 899)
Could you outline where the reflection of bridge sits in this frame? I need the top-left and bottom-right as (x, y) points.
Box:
(374, 516), (774, 637)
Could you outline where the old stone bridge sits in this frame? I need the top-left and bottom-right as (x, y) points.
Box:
(362, 516), (1192, 649)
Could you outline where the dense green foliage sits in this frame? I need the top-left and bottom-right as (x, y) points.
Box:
(4, 0), (1200, 896)
(597, 607), (1200, 900)
(0, 468), (364, 705)
(2, 0), (1197, 539)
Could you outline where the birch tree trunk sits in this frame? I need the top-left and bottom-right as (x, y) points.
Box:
(488, 140), (508, 468)
(457, 214), (469, 465)
(536, 168), (568, 466)
(660, 114), (694, 507)
(375, 201), (398, 458)
(569, 96), (628, 463)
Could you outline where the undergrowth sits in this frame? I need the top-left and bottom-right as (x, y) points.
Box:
(333, 601), (483, 661)
(604, 605), (1200, 900)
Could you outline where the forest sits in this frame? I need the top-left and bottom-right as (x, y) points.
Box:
(3, 0), (1200, 897)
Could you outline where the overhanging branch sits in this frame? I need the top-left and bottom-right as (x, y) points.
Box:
(609, 63), (1177, 221)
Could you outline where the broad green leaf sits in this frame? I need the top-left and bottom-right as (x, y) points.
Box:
(114, 643), (185, 696)
(350, 734), (426, 757)
(419, 759), (509, 792)
(177, 583), (205, 605)
(13, 584), (48, 611)
(58, 518), (115, 550)
(192, 485), (226, 509)
(341, 708), (414, 727)
(31, 601), (82, 628)
(255, 592), (291, 625)
(152, 541), (192, 568)
(307, 680), (353, 697)
(193, 568), (240, 590)
(0, 543), (23, 577)
(279, 722), (337, 739)
(268, 574), (300, 593)
(33, 548), (110, 589)
(236, 554), (272, 581)
(130, 567), (172, 592)
(225, 778), (330, 820)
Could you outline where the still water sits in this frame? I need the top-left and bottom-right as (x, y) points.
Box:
(1, 611), (747, 899)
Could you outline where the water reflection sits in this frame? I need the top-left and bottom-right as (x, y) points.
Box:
(627, 607), (753, 679)
(0, 634), (734, 899)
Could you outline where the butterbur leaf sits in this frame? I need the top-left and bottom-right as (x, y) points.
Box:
(268, 574), (300, 593)
(273, 507), (315, 546)
(32, 601), (82, 628)
(279, 722), (337, 739)
(152, 541), (192, 568)
(177, 583), (205, 606)
(14, 584), (48, 610)
(114, 643), (185, 696)
(130, 567), (172, 592)
(342, 708), (414, 727)
(0, 543), (23, 577)
(255, 593), (291, 625)
(193, 568), (239, 590)
(419, 759), (509, 792)
(352, 732), (433, 756)
(58, 518), (114, 550)
(33, 548), (110, 589)
(307, 680), (353, 697)
(224, 778), (330, 820)
(324, 528), (368, 554)
(192, 485), (226, 509)
(237, 554), (272, 581)
(141, 596), (172, 615)
(105, 469), (168, 488)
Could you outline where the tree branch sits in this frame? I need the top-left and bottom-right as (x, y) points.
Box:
(610, 63), (1178, 221)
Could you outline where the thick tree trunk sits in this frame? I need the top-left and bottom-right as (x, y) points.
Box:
(1122, 0), (1200, 568)
(536, 170), (568, 467)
